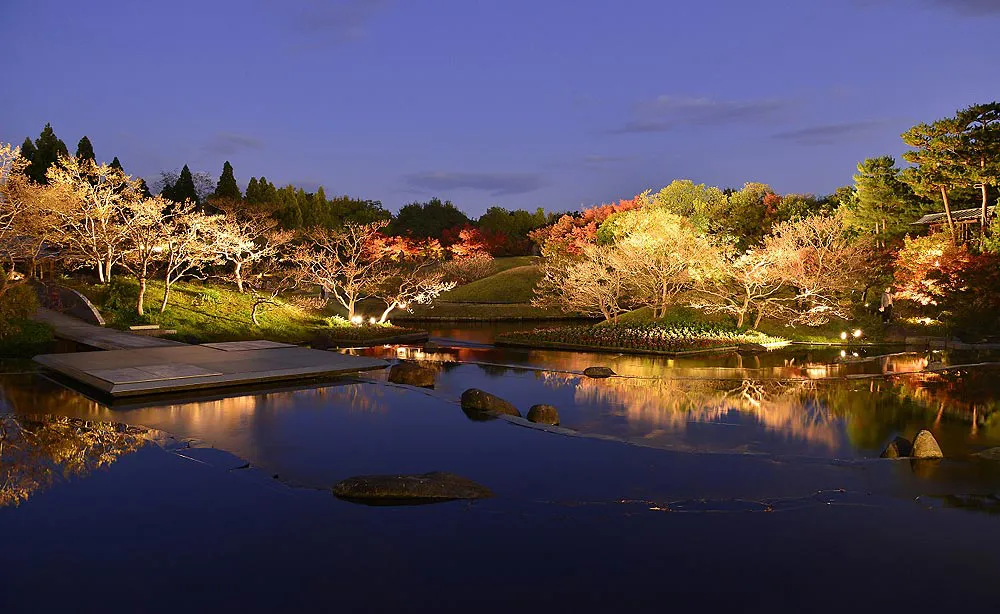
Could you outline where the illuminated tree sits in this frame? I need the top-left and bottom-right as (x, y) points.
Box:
(45, 155), (141, 282)
(893, 232), (975, 307)
(599, 208), (720, 317)
(649, 179), (727, 231)
(844, 156), (924, 243)
(534, 244), (635, 322)
(208, 204), (290, 293)
(293, 221), (394, 320)
(120, 196), (175, 315)
(440, 251), (495, 284)
(902, 118), (963, 238)
(693, 247), (784, 328)
(954, 103), (1000, 229)
(531, 194), (646, 256)
(374, 260), (455, 323)
(159, 202), (220, 312)
(765, 211), (872, 325)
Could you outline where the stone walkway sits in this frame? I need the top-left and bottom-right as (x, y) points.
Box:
(34, 307), (185, 350)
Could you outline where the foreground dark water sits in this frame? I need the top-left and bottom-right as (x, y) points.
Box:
(3, 323), (1000, 612)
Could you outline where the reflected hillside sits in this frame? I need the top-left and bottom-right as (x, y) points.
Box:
(0, 414), (152, 507)
(546, 373), (843, 452)
(365, 344), (939, 381)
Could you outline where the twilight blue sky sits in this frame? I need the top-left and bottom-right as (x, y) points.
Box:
(3, 0), (998, 216)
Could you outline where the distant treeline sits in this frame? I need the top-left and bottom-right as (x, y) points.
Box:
(16, 124), (558, 256)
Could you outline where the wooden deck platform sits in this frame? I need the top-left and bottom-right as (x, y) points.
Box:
(34, 342), (388, 397)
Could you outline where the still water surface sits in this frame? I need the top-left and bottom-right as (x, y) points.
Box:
(4, 322), (1000, 611)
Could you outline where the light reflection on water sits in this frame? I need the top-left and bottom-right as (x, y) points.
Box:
(355, 342), (1000, 457)
(3, 336), (1000, 502)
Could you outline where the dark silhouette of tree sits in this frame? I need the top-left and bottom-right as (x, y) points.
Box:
(171, 164), (199, 204)
(19, 138), (36, 168)
(75, 136), (96, 163)
(25, 123), (68, 184)
(212, 161), (242, 201)
(389, 197), (469, 241)
(109, 156), (124, 171)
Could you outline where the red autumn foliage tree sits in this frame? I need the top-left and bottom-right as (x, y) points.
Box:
(893, 233), (975, 307)
(530, 194), (646, 256)
(894, 232), (1000, 334)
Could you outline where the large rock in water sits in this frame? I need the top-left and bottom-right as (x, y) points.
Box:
(583, 366), (616, 378)
(527, 404), (560, 426)
(460, 388), (521, 417)
(333, 472), (493, 503)
(911, 430), (944, 459)
(880, 436), (913, 459)
(388, 362), (436, 387)
(737, 343), (768, 355)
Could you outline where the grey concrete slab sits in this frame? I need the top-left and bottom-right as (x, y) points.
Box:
(34, 344), (388, 397)
(34, 308), (185, 350)
(201, 340), (297, 351)
(89, 364), (224, 384)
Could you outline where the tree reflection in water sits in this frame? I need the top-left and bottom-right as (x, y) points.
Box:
(561, 374), (842, 451)
(0, 414), (152, 507)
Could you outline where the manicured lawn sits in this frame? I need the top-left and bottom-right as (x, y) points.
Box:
(62, 278), (425, 345)
(440, 265), (542, 304)
(498, 322), (786, 355)
(488, 256), (538, 274)
(394, 301), (568, 321)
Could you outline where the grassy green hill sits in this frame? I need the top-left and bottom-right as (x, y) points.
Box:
(440, 265), (542, 304)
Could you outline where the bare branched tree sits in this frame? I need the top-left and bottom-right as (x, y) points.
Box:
(209, 204), (291, 293)
(293, 221), (393, 320)
(45, 156), (141, 283)
(160, 202), (220, 312)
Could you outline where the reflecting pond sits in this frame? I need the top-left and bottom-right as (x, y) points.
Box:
(5, 325), (1000, 611)
(352, 333), (1000, 460)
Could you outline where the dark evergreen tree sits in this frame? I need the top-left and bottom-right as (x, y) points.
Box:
(170, 164), (199, 203)
(20, 137), (36, 166)
(389, 197), (470, 239)
(75, 136), (96, 162)
(110, 156), (124, 171)
(138, 178), (152, 199)
(27, 123), (69, 184)
(246, 177), (260, 204)
(212, 161), (242, 201)
(258, 176), (278, 205)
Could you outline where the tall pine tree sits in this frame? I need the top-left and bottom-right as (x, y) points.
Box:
(212, 161), (242, 201)
(245, 177), (261, 203)
(170, 164), (199, 204)
(109, 156), (124, 171)
(75, 136), (96, 163)
(27, 123), (69, 184)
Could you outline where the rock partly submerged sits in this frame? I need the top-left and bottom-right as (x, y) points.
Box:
(880, 436), (913, 459)
(527, 404), (560, 426)
(388, 361), (436, 388)
(333, 472), (493, 504)
(975, 447), (1000, 461)
(912, 430), (944, 459)
(583, 366), (616, 378)
(460, 388), (521, 417)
